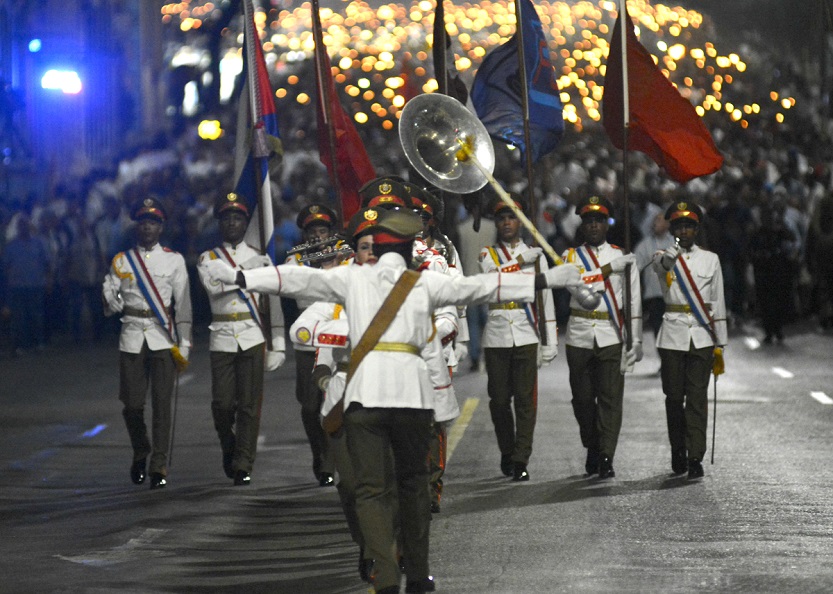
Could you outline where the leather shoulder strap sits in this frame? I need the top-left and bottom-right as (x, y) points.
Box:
(346, 269), (420, 385)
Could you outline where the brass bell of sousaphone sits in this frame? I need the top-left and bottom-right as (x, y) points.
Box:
(399, 93), (495, 195)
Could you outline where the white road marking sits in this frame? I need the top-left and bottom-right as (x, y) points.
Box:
(771, 367), (794, 379)
(810, 391), (833, 405)
(56, 528), (168, 566)
(744, 336), (761, 350)
(447, 398), (479, 463)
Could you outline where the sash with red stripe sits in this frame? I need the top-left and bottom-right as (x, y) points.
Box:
(673, 255), (718, 343)
(575, 245), (624, 342)
(488, 244), (538, 337)
(212, 247), (265, 333)
(124, 248), (178, 342)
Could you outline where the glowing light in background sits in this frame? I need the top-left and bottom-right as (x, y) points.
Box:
(198, 119), (223, 140)
(159, 0), (787, 130)
(41, 69), (82, 94)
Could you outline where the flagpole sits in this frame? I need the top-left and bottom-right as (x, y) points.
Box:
(312, 0), (345, 225)
(431, 1), (449, 240)
(512, 0), (547, 345)
(242, 0), (273, 350)
(617, 0), (633, 354)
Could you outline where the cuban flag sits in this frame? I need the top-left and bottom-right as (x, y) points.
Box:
(235, 0), (282, 263)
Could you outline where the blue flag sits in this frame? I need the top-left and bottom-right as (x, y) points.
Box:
(236, 0), (282, 263)
(471, 0), (563, 162)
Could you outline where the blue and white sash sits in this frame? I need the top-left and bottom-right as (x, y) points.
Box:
(212, 247), (264, 333)
(124, 248), (177, 342)
(575, 245), (624, 342)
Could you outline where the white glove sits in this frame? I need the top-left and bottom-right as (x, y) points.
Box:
(575, 285), (602, 310)
(178, 346), (190, 361)
(105, 291), (124, 314)
(206, 259), (238, 285)
(239, 255), (273, 270)
(517, 247), (543, 267)
(661, 244), (680, 270)
(454, 341), (469, 363)
(541, 344), (558, 365)
(265, 350), (285, 371)
(544, 264), (582, 289)
(609, 253), (636, 273)
(620, 342), (642, 373)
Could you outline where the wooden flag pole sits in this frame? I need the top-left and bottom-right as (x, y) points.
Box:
(311, 0), (344, 226)
(513, 0), (547, 345)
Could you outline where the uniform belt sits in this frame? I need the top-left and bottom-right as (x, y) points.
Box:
(336, 362), (350, 373)
(124, 306), (170, 318)
(212, 312), (253, 322)
(665, 303), (711, 313)
(489, 301), (521, 310)
(570, 308), (619, 320)
(372, 342), (420, 355)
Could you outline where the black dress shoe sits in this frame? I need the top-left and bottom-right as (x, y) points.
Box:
(405, 576), (435, 593)
(500, 454), (514, 477)
(430, 501), (441, 513)
(130, 458), (147, 485)
(671, 448), (688, 475)
(233, 470), (251, 486)
(598, 455), (615, 479)
(149, 473), (167, 490)
(585, 448), (599, 475)
(687, 459), (704, 480)
(512, 463), (530, 482)
(318, 472), (334, 487)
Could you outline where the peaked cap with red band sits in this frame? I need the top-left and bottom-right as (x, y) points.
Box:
(575, 195), (614, 218)
(296, 204), (337, 230)
(214, 192), (250, 219)
(131, 197), (167, 223)
(665, 201), (703, 225)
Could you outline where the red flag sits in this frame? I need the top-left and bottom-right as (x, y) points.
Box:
(602, 12), (723, 183)
(312, 3), (375, 224)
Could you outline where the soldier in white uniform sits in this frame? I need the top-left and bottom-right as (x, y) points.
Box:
(286, 204), (338, 486)
(652, 201), (727, 479)
(562, 195), (641, 480)
(196, 193), (286, 486)
(102, 197), (192, 490)
(206, 206), (583, 594)
(479, 196), (557, 482)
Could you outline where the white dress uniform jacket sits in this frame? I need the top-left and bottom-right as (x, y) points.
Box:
(197, 242), (285, 353)
(562, 242), (642, 349)
(103, 243), (192, 354)
(479, 240), (557, 359)
(285, 253), (317, 352)
(242, 251), (535, 411)
(291, 301), (460, 423)
(651, 244), (728, 350)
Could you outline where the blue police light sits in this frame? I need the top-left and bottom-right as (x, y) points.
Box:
(29, 39), (42, 52)
(41, 69), (82, 94)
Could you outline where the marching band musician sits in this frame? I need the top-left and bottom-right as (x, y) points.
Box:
(561, 195), (641, 480)
(479, 195), (557, 482)
(205, 205), (585, 594)
(196, 192), (286, 486)
(406, 184), (462, 512)
(287, 203), (339, 486)
(652, 201), (727, 480)
(102, 197), (192, 490)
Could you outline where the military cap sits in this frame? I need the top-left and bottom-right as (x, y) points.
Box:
(214, 192), (250, 219)
(296, 204), (337, 230)
(405, 182), (443, 221)
(575, 195), (614, 218)
(359, 176), (411, 210)
(665, 201), (703, 225)
(345, 206), (422, 245)
(131, 197), (167, 222)
(489, 193), (526, 218)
